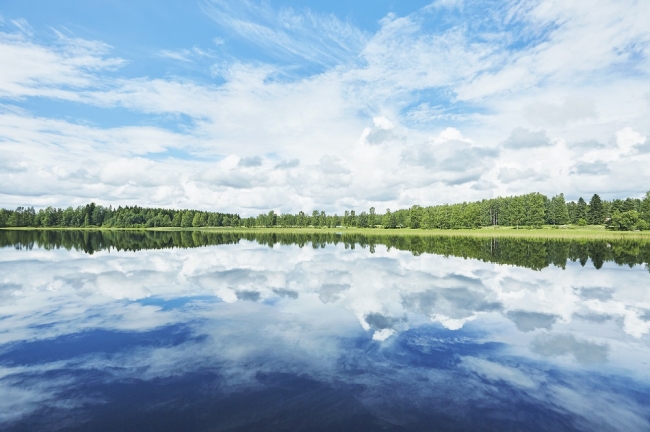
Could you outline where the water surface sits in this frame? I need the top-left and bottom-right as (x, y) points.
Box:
(1, 230), (649, 431)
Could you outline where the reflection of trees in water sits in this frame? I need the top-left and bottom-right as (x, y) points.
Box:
(2, 230), (650, 271)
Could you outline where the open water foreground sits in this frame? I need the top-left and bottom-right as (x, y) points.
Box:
(0, 230), (649, 431)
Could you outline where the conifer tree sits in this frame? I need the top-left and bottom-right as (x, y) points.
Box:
(576, 197), (588, 222)
(526, 193), (546, 227)
(587, 194), (604, 224)
(549, 193), (569, 225)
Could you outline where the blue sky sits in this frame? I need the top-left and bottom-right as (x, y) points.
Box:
(1, 0), (649, 214)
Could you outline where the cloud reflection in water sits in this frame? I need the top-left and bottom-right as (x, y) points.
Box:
(0, 238), (649, 431)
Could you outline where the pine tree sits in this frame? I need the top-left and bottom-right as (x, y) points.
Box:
(549, 193), (569, 225)
(587, 194), (604, 224)
(510, 196), (526, 229)
(525, 193), (546, 227)
(576, 197), (588, 223)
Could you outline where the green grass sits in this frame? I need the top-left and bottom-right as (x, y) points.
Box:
(4, 225), (650, 239)
(211, 226), (650, 239)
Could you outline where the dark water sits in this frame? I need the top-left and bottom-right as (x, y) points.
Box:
(1, 230), (649, 431)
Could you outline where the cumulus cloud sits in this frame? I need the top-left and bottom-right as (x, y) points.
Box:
(363, 116), (402, 145)
(498, 167), (547, 184)
(274, 158), (299, 169)
(568, 140), (607, 149)
(570, 161), (610, 175)
(236, 290), (261, 301)
(400, 127), (498, 187)
(238, 156), (263, 167)
(523, 98), (597, 127)
(502, 128), (552, 149)
(318, 155), (350, 175)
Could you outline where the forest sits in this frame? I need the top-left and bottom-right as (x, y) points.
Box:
(0, 203), (240, 229)
(1, 192), (649, 231)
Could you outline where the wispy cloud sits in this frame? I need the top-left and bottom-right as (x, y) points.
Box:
(158, 46), (216, 62)
(0, 29), (123, 100)
(200, 0), (368, 67)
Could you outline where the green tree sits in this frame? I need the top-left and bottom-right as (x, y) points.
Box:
(297, 211), (307, 227)
(640, 191), (650, 223)
(525, 193), (546, 227)
(549, 193), (569, 225)
(608, 210), (639, 231)
(267, 210), (277, 227)
(587, 194), (605, 225)
(7, 208), (21, 227)
(575, 197), (588, 223)
(409, 205), (423, 228)
(383, 209), (397, 229)
(358, 211), (369, 228)
(510, 196), (526, 229)
(192, 212), (203, 227)
(181, 211), (194, 228)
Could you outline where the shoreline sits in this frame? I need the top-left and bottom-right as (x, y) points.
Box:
(2, 226), (650, 239)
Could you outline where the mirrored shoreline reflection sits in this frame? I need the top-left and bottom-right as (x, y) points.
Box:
(0, 231), (649, 431)
(4, 229), (650, 271)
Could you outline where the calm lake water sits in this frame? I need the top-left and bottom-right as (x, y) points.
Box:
(1, 230), (649, 431)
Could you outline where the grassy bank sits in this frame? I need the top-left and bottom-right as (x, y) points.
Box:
(3, 225), (650, 239)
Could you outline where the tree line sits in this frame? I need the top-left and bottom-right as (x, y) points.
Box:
(0, 203), (240, 229)
(241, 192), (648, 231)
(2, 229), (649, 271)
(1, 192), (649, 231)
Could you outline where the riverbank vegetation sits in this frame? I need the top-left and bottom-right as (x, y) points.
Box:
(2, 192), (649, 232)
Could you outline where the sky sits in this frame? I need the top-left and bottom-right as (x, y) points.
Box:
(1, 0), (649, 216)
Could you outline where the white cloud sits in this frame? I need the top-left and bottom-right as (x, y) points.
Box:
(503, 127), (551, 149)
(1, 1), (650, 211)
(523, 97), (597, 127)
(498, 167), (547, 184)
(0, 30), (123, 100)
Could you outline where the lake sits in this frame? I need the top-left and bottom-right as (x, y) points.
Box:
(1, 230), (649, 431)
